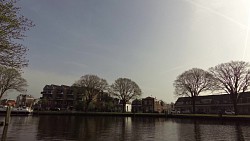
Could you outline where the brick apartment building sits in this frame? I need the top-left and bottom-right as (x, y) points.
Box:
(175, 92), (250, 114)
(132, 97), (167, 113)
(41, 84), (169, 112)
(41, 84), (83, 110)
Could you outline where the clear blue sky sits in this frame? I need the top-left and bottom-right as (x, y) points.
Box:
(6, 0), (250, 103)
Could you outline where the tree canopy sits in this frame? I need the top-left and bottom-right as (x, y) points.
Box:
(209, 61), (250, 114)
(0, 0), (34, 68)
(174, 68), (214, 113)
(0, 65), (27, 99)
(73, 74), (108, 111)
(110, 78), (142, 112)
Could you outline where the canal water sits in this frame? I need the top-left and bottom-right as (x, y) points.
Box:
(0, 115), (249, 141)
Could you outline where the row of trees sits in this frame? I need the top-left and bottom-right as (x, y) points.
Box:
(174, 61), (250, 115)
(73, 75), (142, 112)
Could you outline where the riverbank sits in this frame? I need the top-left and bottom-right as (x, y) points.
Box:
(33, 111), (167, 117)
(32, 111), (250, 121)
(168, 114), (250, 121)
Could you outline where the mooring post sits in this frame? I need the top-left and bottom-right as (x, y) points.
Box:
(5, 106), (11, 126)
(1, 125), (8, 141)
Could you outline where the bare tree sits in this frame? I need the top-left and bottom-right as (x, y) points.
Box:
(0, 0), (34, 68)
(174, 68), (214, 114)
(0, 66), (27, 99)
(73, 74), (108, 111)
(110, 78), (142, 112)
(209, 61), (250, 115)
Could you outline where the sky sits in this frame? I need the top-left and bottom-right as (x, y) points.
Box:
(5, 0), (250, 103)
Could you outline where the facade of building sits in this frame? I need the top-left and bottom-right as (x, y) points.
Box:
(41, 84), (81, 110)
(132, 99), (142, 112)
(40, 84), (169, 113)
(0, 99), (16, 107)
(142, 97), (155, 112)
(16, 94), (35, 107)
(132, 97), (167, 113)
(175, 92), (250, 114)
(114, 100), (132, 112)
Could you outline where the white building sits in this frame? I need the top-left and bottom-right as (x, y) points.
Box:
(125, 103), (132, 112)
(16, 94), (35, 107)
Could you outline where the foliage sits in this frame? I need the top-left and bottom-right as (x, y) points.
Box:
(74, 101), (84, 111)
(73, 74), (108, 111)
(209, 61), (250, 114)
(110, 78), (142, 112)
(0, 0), (34, 68)
(174, 68), (214, 113)
(95, 92), (116, 112)
(0, 65), (27, 99)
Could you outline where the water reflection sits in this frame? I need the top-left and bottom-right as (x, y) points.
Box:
(194, 120), (201, 141)
(36, 116), (167, 141)
(1, 126), (8, 141)
(235, 123), (244, 141)
(37, 116), (116, 140)
(1, 116), (250, 141)
(174, 119), (250, 141)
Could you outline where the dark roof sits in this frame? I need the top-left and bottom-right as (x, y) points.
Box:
(132, 99), (142, 105)
(143, 97), (155, 100)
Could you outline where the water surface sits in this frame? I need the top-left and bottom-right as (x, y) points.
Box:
(0, 115), (249, 141)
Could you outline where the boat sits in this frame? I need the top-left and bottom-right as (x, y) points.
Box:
(0, 105), (33, 115)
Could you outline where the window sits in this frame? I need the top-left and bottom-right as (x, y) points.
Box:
(239, 98), (242, 103)
(247, 98), (250, 103)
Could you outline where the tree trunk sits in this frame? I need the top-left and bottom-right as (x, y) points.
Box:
(0, 91), (5, 100)
(85, 101), (91, 112)
(233, 101), (238, 115)
(231, 94), (238, 115)
(122, 102), (126, 113)
(192, 97), (196, 114)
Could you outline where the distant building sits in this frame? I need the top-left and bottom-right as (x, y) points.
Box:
(174, 92), (250, 114)
(41, 84), (79, 110)
(114, 100), (132, 112)
(16, 94), (35, 107)
(155, 100), (168, 113)
(132, 97), (167, 113)
(142, 97), (155, 112)
(125, 103), (132, 112)
(0, 99), (16, 107)
(132, 99), (142, 112)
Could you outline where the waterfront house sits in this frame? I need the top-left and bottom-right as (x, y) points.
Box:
(131, 97), (168, 113)
(41, 84), (76, 110)
(175, 92), (250, 114)
(114, 100), (132, 112)
(16, 94), (34, 108)
(141, 97), (167, 113)
(142, 97), (155, 112)
(0, 99), (16, 107)
(132, 99), (142, 112)
(41, 84), (109, 111)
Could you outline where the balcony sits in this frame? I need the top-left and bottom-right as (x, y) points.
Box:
(66, 98), (74, 101)
(41, 90), (52, 94)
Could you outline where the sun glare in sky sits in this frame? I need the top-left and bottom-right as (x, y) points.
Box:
(5, 0), (250, 103)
